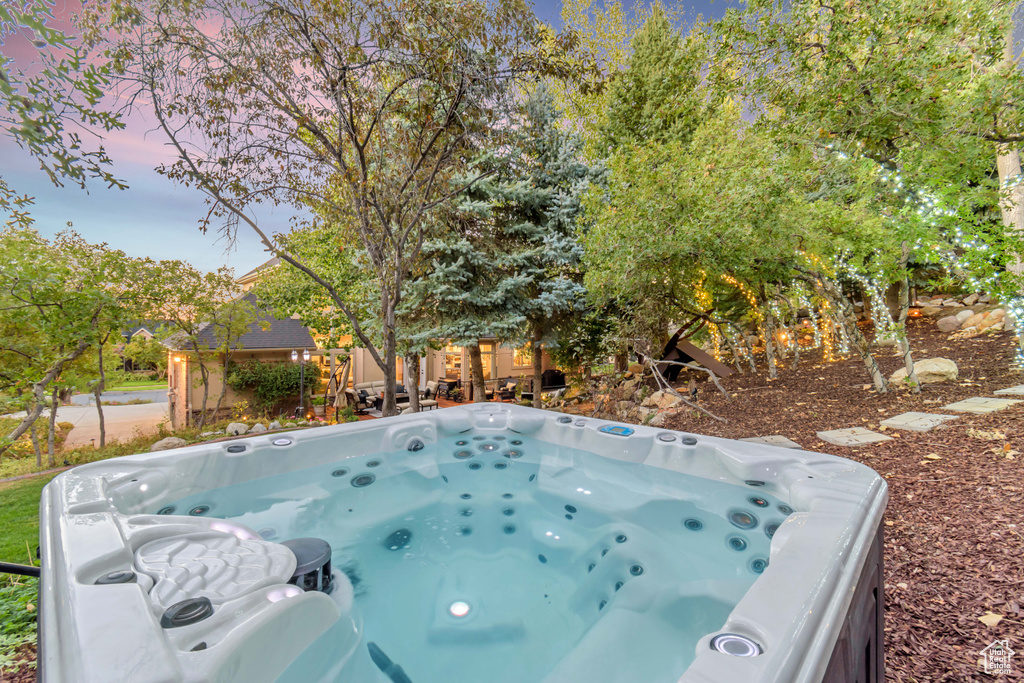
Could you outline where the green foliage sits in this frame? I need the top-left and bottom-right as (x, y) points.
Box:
(0, 576), (37, 673)
(336, 405), (359, 424)
(599, 3), (710, 153)
(1, 0), (125, 231)
(226, 361), (322, 411)
(123, 335), (170, 376)
(406, 85), (603, 355)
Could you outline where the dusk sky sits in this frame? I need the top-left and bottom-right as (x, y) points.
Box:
(0, 0), (727, 275)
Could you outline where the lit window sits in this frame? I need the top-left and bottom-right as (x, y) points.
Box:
(513, 346), (532, 367)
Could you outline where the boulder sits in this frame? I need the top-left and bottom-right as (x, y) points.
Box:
(649, 413), (667, 427)
(284, 422), (297, 428)
(150, 436), (187, 452)
(627, 363), (645, 375)
(962, 312), (985, 329)
(890, 357), (958, 385)
(250, 423), (267, 433)
(942, 299), (960, 307)
(979, 294), (992, 304)
(989, 308), (1005, 323)
(225, 422), (248, 436)
(955, 309), (975, 322)
(297, 419), (308, 426)
(936, 315), (962, 333)
(645, 390), (683, 410)
(616, 400), (633, 413)
(268, 421), (282, 431)
(963, 293), (980, 306)
(920, 306), (944, 317)
(200, 431), (219, 438)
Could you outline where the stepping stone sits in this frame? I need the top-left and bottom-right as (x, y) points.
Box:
(740, 435), (802, 449)
(879, 412), (958, 433)
(816, 427), (893, 447)
(994, 385), (1024, 397)
(942, 396), (1022, 414)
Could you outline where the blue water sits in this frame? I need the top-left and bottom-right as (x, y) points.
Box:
(163, 430), (793, 682)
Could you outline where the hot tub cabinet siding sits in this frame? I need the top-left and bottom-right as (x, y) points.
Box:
(822, 522), (885, 683)
(38, 404), (888, 683)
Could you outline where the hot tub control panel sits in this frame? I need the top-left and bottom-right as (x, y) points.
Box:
(598, 425), (634, 437)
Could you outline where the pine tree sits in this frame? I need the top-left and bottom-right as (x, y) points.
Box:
(404, 85), (602, 405)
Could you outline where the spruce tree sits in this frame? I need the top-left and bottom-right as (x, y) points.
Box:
(404, 85), (601, 406)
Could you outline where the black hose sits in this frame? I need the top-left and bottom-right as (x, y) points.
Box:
(0, 561), (40, 578)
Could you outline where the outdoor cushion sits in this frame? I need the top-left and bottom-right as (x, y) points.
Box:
(358, 389), (369, 400)
(396, 384), (406, 394)
(504, 381), (517, 392)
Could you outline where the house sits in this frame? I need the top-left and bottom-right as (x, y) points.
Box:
(165, 292), (321, 428)
(239, 258), (558, 400)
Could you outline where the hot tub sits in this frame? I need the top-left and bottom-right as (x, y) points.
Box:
(39, 404), (887, 683)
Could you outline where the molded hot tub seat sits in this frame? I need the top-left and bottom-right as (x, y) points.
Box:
(39, 404), (887, 683)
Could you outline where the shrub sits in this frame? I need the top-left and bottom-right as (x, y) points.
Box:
(226, 361), (322, 411)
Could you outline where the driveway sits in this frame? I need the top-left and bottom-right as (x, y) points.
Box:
(5, 402), (169, 448)
(70, 389), (168, 405)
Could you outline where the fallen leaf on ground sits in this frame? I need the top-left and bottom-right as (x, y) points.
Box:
(924, 454), (942, 460)
(968, 429), (1006, 441)
(978, 612), (1004, 627)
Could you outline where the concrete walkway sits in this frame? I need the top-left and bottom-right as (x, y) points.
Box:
(5, 402), (169, 448)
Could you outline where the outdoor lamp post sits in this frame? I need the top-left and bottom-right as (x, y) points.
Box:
(293, 349), (310, 418)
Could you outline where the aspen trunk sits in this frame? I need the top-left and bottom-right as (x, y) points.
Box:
(896, 242), (921, 393)
(405, 354), (421, 412)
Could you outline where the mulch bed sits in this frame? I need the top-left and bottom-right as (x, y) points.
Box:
(661, 317), (1024, 681)
(0, 644), (35, 683)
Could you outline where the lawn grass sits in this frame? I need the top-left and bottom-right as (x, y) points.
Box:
(104, 380), (166, 391)
(0, 475), (56, 565)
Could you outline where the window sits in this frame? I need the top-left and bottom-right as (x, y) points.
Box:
(513, 346), (532, 367)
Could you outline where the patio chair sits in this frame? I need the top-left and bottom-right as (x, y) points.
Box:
(497, 379), (518, 402)
(345, 388), (374, 414)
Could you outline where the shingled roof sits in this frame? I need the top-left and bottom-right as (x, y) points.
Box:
(167, 293), (316, 351)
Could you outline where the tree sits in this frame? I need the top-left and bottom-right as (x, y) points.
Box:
(94, 0), (559, 416)
(1, 0), (125, 232)
(123, 334), (170, 377)
(0, 229), (148, 460)
(154, 263), (259, 429)
(713, 0), (1024, 349)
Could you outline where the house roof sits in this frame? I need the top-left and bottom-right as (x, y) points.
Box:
(165, 293), (317, 352)
(237, 257), (280, 285)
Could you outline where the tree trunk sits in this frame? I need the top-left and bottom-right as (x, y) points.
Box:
(2, 339), (90, 456)
(405, 353), (421, 412)
(381, 324), (398, 417)
(47, 386), (58, 467)
(722, 332), (744, 373)
(614, 350), (627, 373)
(94, 341), (107, 448)
(762, 315), (778, 380)
(195, 364), (210, 429)
(30, 417), (41, 468)
(468, 344), (486, 403)
(532, 324), (543, 408)
(815, 275), (888, 393)
(896, 242), (921, 393)
(212, 351), (231, 422)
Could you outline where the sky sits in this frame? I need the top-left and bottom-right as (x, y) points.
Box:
(0, 0), (726, 275)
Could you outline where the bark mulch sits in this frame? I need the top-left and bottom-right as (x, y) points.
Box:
(661, 317), (1024, 681)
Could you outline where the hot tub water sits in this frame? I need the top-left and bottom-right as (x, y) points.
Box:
(165, 430), (790, 683)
